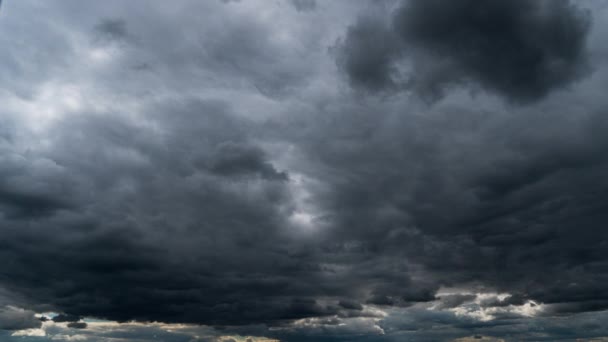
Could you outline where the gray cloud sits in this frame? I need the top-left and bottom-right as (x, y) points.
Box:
(435, 294), (478, 310)
(93, 18), (129, 45)
(0, 306), (41, 331)
(290, 0), (316, 12)
(337, 0), (592, 103)
(52, 314), (82, 323)
(66, 322), (88, 329)
(0, 100), (313, 325)
(1, 0), (608, 341)
(335, 15), (401, 92)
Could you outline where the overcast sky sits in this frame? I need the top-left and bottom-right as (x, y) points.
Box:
(1, 0), (608, 341)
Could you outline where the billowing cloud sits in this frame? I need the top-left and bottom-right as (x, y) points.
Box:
(337, 0), (591, 102)
(0, 0), (608, 341)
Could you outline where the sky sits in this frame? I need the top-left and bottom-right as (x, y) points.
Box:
(1, 0), (608, 341)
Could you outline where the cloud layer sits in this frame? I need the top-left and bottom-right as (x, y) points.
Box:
(1, 0), (608, 341)
(337, 0), (591, 102)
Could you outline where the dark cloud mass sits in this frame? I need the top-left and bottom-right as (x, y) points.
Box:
(338, 0), (591, 102)
(1, 0), (608, 341)
(336, 15), (401, 91)
(66, 322), (87, 329)
(52, 314), (81, 323)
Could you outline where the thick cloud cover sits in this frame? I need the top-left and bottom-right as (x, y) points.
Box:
(1, 0), (608, 341)
(337, 0), (591, 102)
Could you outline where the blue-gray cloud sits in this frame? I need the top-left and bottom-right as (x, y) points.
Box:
(0, 1), (608, 341)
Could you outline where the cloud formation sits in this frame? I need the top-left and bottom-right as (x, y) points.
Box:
(0, 306), (41, 331)
(337, 0), (591, 102)
(1, 0), (608, 341)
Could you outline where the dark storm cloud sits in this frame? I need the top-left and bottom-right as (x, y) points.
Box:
(0, 101), (292, 325)
(435, 294), (477, 310)
(0, 186), (70, 218)
(0, 148), (75, 218)
(52, 314), (82, 323)
(338, 300), (363, 311)
(2, 0), (608, 341)
(290, 96), (608, 316)
(207, 142), (288, 180)
(335, 15), (401, 92)
(0, 0), (339, 328)
(0, 99), (391, 327)
(337, 0), (591, 102)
